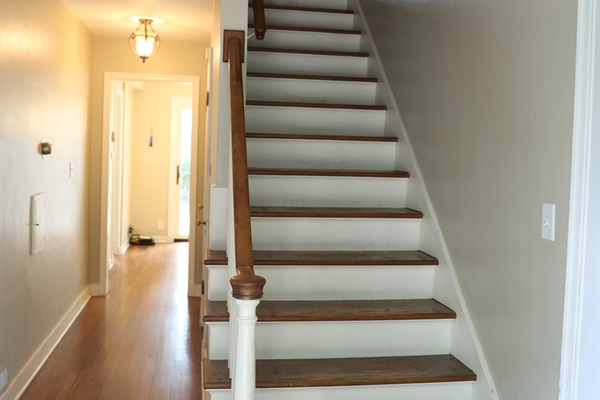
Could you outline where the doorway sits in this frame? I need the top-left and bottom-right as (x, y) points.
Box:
(99, 73), (204, 297)
(169, 97), (194, 241)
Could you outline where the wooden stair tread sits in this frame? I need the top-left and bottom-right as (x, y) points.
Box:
(247, 132), (396, 142)
(251, 4), (355, 15)
(205, 249), (438, 266)
(250, 24), (361, 35)
(248, 46), (369, 57)
(203, 355), (476, 389)
(248, 168), (409, 178)
(250, 206), (424, 219)
(204, 299), (455, 323)
(247, 72), (378, 83)
(247, 100), (386, 111)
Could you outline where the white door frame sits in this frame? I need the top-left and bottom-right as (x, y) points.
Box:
(110, 83), (126, 260)
(98, 72), (201, 296)
(560, 0), (599, 398)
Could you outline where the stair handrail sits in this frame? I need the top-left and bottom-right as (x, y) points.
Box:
(251, 0), (267, 40)
(223, 29), (266, 400)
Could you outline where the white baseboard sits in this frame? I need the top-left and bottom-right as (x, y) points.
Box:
(90, 282), (107, 296)
(0, 287), (91, 400)
(119, 241), (130, 255)
(188, 282), (203, 297)
(151, 236), (171, 243)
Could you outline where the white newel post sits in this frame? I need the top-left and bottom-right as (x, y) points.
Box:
(232, 299), (261, 400)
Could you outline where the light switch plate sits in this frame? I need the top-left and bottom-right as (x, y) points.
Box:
(542, 203), (556, 241)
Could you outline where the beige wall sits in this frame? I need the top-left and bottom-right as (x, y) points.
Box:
(89, 36), (210, 283)
(360, 1), (577, 399)
(129, 82), (193, 237)
(0, 0), (93, 393)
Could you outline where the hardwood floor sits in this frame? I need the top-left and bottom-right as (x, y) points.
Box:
(20, 243), (203, 400)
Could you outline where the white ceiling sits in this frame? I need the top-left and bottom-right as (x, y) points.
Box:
(60, 0), (215, 41)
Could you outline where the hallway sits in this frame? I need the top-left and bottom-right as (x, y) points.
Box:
(20, 243), (203, 400)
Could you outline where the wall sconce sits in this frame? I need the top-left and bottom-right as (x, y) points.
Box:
(129, 19), (160, 63)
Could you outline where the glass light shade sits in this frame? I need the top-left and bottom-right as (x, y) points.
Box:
(129, 19), (160, 63)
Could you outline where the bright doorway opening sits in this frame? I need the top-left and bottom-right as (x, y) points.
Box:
(169, 98), (193, 240)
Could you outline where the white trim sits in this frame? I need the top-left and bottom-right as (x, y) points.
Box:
(90, 282), (108, 296)
(560, 0), (598, 398)
(188, 282), (203, 297)
(119, 240), (130, 255)
(355, 2), (498, 399)
(152, 236), (172, 243)
(0, 287), (91, 400)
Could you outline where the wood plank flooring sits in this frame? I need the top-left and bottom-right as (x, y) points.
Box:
(20, 243), (202, 400)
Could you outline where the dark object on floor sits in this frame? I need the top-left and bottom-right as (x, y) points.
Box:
(129, 225), (155, 245)
(130, 235), (155, 246)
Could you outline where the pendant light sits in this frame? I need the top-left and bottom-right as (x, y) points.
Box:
(129, 19), (160, 63)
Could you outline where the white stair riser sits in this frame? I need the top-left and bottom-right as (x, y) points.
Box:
(247, 77), (377, 104)
(246, 106), (385, 135)
(249, 30), (362, 52)
(207, 382), (473, 400)
(263, 0), (351, 9)
(249, 9), (357, 31)
(206, 265), (435, 301)
(207, 320), (452, 360)
(251, 218), (422, 251)
(247, 139), (397, 170)
(249, 176), (407, 207)
(248, 52), (370, 77)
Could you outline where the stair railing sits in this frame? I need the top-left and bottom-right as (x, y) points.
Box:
(223, 29), (266, 400)
(251, 0), (267, 40)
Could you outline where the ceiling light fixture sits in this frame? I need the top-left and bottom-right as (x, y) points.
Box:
(129, 19), (160, 63)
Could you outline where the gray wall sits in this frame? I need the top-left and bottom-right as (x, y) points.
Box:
(360, 0), (578, 399)
(0, 0), (93, 393)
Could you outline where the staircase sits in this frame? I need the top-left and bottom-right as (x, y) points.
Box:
(203, 0), (477, 398)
